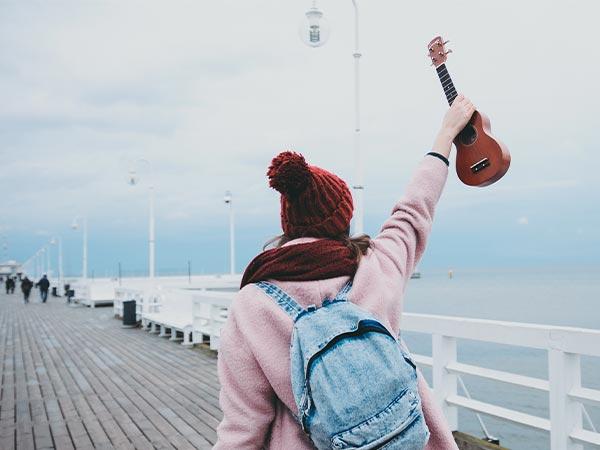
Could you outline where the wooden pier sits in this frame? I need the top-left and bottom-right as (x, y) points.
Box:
(0, 291), (220, 449)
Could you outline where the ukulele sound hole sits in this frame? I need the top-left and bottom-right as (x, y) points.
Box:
(458, 124), (477, 146)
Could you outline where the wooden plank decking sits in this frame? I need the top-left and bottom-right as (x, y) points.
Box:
(0, 290), (221, 449)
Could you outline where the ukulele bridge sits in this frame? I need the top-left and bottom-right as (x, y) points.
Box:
(470, 158), (490, 174)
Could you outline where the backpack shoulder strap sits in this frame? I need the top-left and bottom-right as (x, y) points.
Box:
(255, 281), (304, 322)
(333, 280), (353, 301)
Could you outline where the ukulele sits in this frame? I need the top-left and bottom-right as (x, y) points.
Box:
(427, 36), (511, 187)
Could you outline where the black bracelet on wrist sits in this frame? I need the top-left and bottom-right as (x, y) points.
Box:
(426, 151), (449, 167)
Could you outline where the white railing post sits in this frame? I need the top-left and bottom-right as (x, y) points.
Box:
(548, 349), (583, 450)
(432, 334), (458, 430)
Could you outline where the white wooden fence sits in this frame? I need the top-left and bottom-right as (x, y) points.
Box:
(402, 313), (600, 450)
(191, 290), (232, 350)
(142, 288), (195, 345)
(185, 293), (600, 449)
(114, 287), (161, 322)
(71, 281), (116, 308)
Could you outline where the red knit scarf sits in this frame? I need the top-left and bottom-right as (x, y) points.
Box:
(241, 239), (357, 288)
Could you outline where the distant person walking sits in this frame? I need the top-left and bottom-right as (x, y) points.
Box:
(37, 275), (50, 303)
(21, 276), (33, 304)
(6, 277), (15, 294)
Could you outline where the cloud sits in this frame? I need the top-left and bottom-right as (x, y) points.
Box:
(517, 217), (529, 226)
(1, 0), (598, 270)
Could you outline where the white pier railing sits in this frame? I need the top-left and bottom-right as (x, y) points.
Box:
(114, 287), (159, 321)
(108, 284), (600, 450)
(191, 289), (232, 350)
(402, 313), (600, 450)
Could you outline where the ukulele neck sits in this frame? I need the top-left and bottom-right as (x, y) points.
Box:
(436, 64), (458, 106)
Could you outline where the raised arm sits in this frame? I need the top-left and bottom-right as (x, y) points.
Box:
(371, 95), (475, 280)
(431, 94), (476, 160)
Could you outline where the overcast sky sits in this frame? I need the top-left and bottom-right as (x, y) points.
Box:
(1, 0), (598, 276)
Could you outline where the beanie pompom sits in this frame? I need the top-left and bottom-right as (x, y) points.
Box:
(267, 151), (311, 196)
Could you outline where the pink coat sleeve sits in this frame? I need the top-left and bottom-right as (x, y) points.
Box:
(371, 156), (448, 281)
(418, 371), (460, 450)
(214, 304), (276, 450)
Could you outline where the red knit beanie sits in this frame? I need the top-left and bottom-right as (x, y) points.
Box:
(267, 151), (354, 238)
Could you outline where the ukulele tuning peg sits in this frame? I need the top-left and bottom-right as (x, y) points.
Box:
(443, 40), (450, 45)
(445, 49), (453, 55)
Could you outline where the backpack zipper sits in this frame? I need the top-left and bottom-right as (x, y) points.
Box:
(300, 321), (395, 431)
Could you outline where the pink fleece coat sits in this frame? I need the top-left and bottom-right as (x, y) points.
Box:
(215, 156), (459, 450)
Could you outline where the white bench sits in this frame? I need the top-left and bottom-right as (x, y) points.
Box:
(113, 287), (160, 322)
(71, 281), (116, 308)
(142, 289), (194, 346)
(192, 290), (234, 350)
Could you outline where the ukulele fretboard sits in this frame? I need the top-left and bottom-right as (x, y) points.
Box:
(436, 64), (458, 106)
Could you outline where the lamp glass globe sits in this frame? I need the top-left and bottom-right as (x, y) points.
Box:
(128, 170), (138, 186)
(298, 5), (330, 48)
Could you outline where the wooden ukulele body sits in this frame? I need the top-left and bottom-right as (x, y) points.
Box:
(454, 110), (511, 186)
(428, 35), (511, 187)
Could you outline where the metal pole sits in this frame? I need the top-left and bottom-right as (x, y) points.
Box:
(118, 262), (122, 286)
(229, 200), (235, 275)
(149, 186), (155, 279)
(83, 217), (88, 279)
(46, 244), (51, 277)
(58, 237), (63, 295)
(351, 0), (363, 235)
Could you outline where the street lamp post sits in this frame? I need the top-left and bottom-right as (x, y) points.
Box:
(149, 185), (155, 279)
(72, 216), (88, 279)
(46, 244), (51, 277)
(128, 159), (155, 279)
(40, 247), (47, 275)
(22, 253), (33, 277)
(224, 191), (235, 275)
(35, 250), (40, 279)
(50, 237), (63, 295)
(299, 0), (364, 235)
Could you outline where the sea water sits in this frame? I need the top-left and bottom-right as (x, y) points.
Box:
(402, 266), (600, 450)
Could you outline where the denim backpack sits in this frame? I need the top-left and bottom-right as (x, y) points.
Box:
(255, 280), (430, 449)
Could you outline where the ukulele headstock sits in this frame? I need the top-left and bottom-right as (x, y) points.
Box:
(427, 36), (452, 67)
